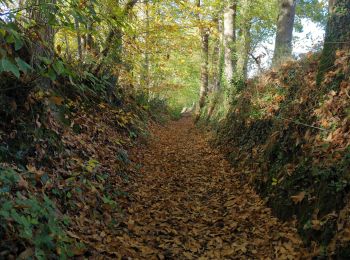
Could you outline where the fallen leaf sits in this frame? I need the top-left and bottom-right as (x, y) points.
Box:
(291, 191), (306, 204)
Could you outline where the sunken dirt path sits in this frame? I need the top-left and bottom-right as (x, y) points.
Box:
(119, 116), (307, 259)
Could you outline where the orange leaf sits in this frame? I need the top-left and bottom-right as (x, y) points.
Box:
(290, 191), (305, 204)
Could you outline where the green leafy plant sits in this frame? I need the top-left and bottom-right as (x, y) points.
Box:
(0, 167), (75, 259)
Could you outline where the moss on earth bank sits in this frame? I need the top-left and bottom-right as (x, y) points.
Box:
(216, 52), (350, 257)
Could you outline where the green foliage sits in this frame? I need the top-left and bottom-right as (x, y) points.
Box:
(70, 71), (113, 97)
(0, 168), (19, 194)
(296, 0), (328, 26)
(0, 167), (74, 259)
(0, 57), (20, 78)
(135, 91), (170, 123)
(168, 107), (183, 120)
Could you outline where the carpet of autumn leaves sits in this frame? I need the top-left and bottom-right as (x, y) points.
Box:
(116, 116), (308, 259)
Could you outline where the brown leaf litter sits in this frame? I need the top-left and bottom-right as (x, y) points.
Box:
(99, 116), (309, 259)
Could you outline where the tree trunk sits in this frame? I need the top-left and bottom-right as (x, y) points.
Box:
(223, 1), (237, 84)
(64, 33), (71, 61)
(74, 17), (83, 61)
(86, 28), (93, 52)
(86, 22), (96, 55)
(236, 22), (251, 80)
(28, 0), (56, 65)
(93, 0), (137, 75)
(317, 0), (350, 85)
(82, 28), (87, 54)
(194, 0), (210, 123)
(84, 0), (97, 56)
(142, 0), (151, 89)
(207, 17), (223, 120)
(27, 0), (56, 88)
(195, 29), (209, 123)
(210, 18), (221, 94)
(272, 0), (296, 67)
(231, 0), (251, 85)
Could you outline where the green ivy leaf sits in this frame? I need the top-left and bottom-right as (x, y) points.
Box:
(15, 57), (32, 73)
(47, 68), (57, 81)
(38, 56), (52, 65)
(1, 58), (20, 78)
(52, 60), (65, 75)
(5, 33), (15, 44)
(14, 38), (24, 51)
(0, 29), (6, 37)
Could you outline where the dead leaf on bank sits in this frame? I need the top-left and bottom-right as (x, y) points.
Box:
(26, 164), (45, 180)
(50, 96), (64, 105)
(66, 230), (81, 240)
(311, 220), (322, 231)
(18, 248), (34, 259)
(71, 246), (87, 256)
(291, 191), (306, 204)
(18, 175), (29, 189)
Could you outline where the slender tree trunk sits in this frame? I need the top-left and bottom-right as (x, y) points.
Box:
(328, 0), (336, 11)
(86, 22), (96, 55)
(225, 0), (251, 86)
(207, 17), (223, 120)
(142, 0), (151, 89)
(236, 21), (251, 80)
(75, 17), (83, 61)
(82, 32), (87, 54)
(195, 29), (209, 122)
(27, 0), (56, 88)
(28, 0), (56, 64)
(94, 0), (137, 103)
(195, 0), (209, 123)
(223, 1), (237, 84)
(84, 0), (96, 56)
(272, 0), (296, 67)
(210, 18), (220, 93)
(317, 0), (350, 85)
(64, 33), (71, 61)
(93, 0), (137, 75)
(199, 31), (210, 106)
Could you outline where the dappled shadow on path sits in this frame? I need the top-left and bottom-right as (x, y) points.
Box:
(112, 117), (307, 259)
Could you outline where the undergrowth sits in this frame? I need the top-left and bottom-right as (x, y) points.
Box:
(216, 51), (350, 257)
(0, 24), (170, 258)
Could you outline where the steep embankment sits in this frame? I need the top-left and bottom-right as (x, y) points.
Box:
(217, 52), (350, 256)
(0, 73), (155, 257)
